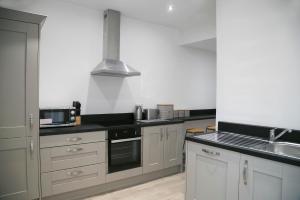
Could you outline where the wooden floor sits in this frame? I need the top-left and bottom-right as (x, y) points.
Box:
(84, 173), (185, 200)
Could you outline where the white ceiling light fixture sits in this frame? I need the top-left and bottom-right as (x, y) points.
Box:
(168, 4), (174, 12)
(167, 3), (175, 13)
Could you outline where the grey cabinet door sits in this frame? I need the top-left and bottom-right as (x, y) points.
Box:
(164, 125), (182, 168)
(142, 126), (164, 174)
(0, 18), (39, 139)
(239, 155), (284, 200)
(0, 138), (28, 199)
(186, 142), (240, 200)
(0, 137), (38, 200)
(0, 18), (39, 199)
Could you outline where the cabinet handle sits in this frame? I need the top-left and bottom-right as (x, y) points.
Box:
(202, 148), (220, 156)
(67, 147), (83, 152)
(67, 170), (83, 177)
(30, 139), (34, 155)
(160, 128), (163, 141)
(66, 137), (82, 142)
(243, 160), (248, 185)
(166, 132), (169, 140)
(29, 114), (33, 129)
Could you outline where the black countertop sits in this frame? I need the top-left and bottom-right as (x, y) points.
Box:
(137, 119), (184, 127)
(39, 124), (107, 136)
(186, 121), (300, 167)
(186, 134), (300, 167)
(40, 114), (216, 136)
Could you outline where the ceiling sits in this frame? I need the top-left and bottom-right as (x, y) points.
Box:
(0, 0), (216, 33)
(63, 0), (216, 31)
(0, 0), (216, 50)
(0, 0), (216, 32)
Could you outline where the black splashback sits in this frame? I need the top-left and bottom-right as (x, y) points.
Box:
(81, 109), (216, 125)
(190, 109), (216, 116)
(218, 121), (300, 144)
(81, 113), (135, 125)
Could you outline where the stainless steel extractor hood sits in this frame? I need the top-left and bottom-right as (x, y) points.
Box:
(91, 9), (141, 77)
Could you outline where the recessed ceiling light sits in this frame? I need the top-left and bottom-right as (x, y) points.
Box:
(167, 4), (174, 12)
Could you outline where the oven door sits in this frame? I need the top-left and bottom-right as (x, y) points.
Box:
(108, 137), (141, 173)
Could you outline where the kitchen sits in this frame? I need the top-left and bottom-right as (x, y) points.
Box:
(0, 0), (299, 200)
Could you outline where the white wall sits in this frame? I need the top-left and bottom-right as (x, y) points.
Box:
(217, 0), (300, 129)
(178, 0), (216, 46)
(179, 24), (216, 45)
(4, 0), (216, 114)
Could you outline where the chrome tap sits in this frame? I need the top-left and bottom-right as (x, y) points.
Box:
(269, 128), (292, 142)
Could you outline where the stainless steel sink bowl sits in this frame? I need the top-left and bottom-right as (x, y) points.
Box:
(256, 142), (300, 158)
(193, 132), (300, 160)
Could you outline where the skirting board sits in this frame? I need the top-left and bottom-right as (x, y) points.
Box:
(42, 165), (181, 200)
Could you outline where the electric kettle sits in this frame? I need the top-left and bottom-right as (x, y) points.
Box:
(134, 105), (143, 120)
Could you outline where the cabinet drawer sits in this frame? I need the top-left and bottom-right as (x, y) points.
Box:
(41, 163), (105, 197)
(142, 126), (163, 136)
(40, 131), (106, 148)
(41, 142), (105, 172)
(187, 142), (240, 163)
(166, 124), (181, 132)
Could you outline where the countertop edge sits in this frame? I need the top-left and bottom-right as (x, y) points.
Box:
(39, 126), (108, 136)
(186, 136), (300, 167)
(139, 120), (184, 127)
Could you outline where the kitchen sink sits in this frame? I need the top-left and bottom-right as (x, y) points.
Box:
(256, 142), (300, 158)
(193, 132), (300, 160)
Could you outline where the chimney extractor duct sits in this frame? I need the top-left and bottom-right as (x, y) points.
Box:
(91, 9), (141, 77)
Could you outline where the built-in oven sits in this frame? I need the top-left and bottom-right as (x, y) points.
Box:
(108, 127), (141, 173)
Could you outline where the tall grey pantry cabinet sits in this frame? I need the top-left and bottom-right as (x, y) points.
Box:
(0, 8), (46, 200)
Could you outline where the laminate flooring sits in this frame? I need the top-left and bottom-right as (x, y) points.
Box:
(84, 173), (185, 200)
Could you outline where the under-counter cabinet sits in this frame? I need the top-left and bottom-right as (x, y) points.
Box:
(164, 125), (183, 168)
(142, 124), (183, 174)
(40, 131), (106, 197)
(186, 141), (300, 200)
(142, 126), (164, 173)
(239, 155), (283, 200)
(186, 142), (240, 200)
(282, 164), (300, 200)
(239, 155), (300, 200)
(0, 8), (46, 200)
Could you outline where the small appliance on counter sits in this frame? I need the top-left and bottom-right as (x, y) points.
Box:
(143, 108), (159, 120)
(173, 109), (190, 118)
(184, 110), (190, 117)
(157, 104), (174, 119)
(73, 101), (81, 126)
(40, 107), (76, 128)
(134, 105), (143, 120)
(173, 110), (179, 118)
(178, 110), (185, 118)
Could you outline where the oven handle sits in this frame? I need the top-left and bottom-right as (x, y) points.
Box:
(111, 137), (141, 143)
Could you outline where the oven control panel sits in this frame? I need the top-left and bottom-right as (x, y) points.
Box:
(108, 127), (141, 140)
